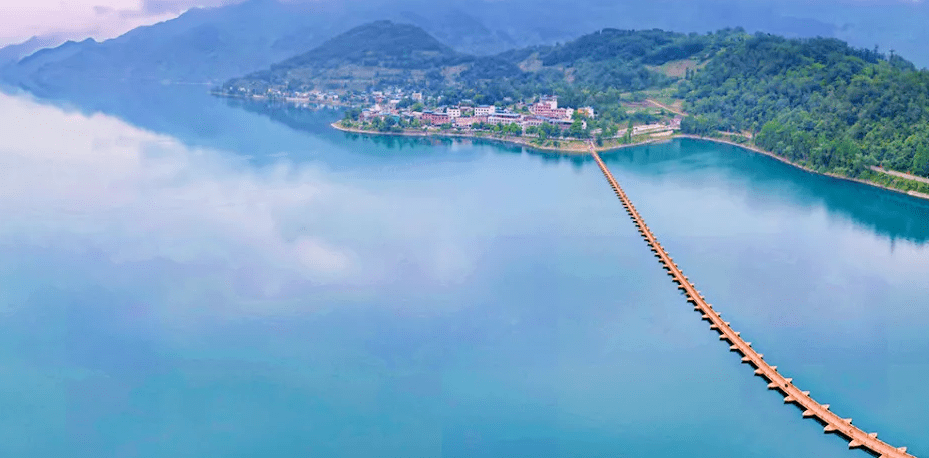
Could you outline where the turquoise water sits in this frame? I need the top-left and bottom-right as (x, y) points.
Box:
(0, 86), (927, 458)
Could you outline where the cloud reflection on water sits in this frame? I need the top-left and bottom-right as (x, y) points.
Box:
(0, 92), (481, 314)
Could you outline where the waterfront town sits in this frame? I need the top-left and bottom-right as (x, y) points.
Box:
(223, 85), (685, 147)
(337, 90), (683, 144)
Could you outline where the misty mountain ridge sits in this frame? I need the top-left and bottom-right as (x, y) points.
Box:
(0, 0), (533, 89)
(3, 0), (929, 91)
(0, 35), (67, 67)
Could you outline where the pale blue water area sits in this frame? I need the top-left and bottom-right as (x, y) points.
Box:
(0, 85), (927, 458)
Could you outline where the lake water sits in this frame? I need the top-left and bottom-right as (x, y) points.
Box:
(0, 86), (927, 458)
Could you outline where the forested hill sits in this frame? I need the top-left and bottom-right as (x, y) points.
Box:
(273, 21), (462, 70)
(677, 34), (929, 179)
(224, 24), (727, 97)
(225, 24), (929, 184)
(480, 28), (728, 95)
(224, 21), (481, 93)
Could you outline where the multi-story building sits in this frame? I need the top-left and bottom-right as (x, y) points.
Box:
(529, 95), (576, 120)
(488, 112), (522, 125)
(475, 105), (497, 116)
(446, 107), (461, 119)
(577, 106), (596, 118)
(520, 117), (545, 128)
(538, 95), (558, 110)
(530, 104), (573, 120)
(422, 111), (451, 125)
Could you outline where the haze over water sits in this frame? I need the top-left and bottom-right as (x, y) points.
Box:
(0, 86), (927, 458)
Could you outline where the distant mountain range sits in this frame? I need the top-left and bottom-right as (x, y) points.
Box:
(0, 0), (533, 89)
(3, 0), (929, 91)
(0, 35), (66, 67)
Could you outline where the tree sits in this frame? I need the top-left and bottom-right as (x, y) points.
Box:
(913, 146), (929, 177)
(569, 119), (587, 138)
(344, 108), (362, 121)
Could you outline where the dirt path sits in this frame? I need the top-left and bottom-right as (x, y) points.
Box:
(870, 166), (929, 185)
(646, 99), (685, 116)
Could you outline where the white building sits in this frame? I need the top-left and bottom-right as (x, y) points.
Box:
(520, 117), (545, 128)
(632, 123), (671, 135)
(446, 107), (461, 119)
(539, 95), (558, 110)
(488, 113), (521, 125)
(475, 105), (497, 116)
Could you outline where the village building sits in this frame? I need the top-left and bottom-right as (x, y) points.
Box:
(422, 111), (451, 125)
(530, 103), (573, 120)
(360, 109), (377, 120)
(520, 117), (545, 128)
(455, 117), (478, 128)
(446, 107), (461, 119)
(488, 112), (522, 125)
(527, 95), (576, 120)
(475, 105), (497, 116)
(538, 95), (558, 110)
(632, 123), (671, 135)
(577, 106), (596, 118)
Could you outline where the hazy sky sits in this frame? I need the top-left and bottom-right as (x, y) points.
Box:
(0, 0), (236, 46)
(0, 0), (925, 48)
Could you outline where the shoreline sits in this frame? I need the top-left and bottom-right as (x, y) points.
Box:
(677, 135), (929, 202)
(331, 122), (671, 154)
(331, 122), (929, 203)
(215, 91), (355, 108)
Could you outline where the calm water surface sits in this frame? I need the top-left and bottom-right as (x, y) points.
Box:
(0, 86), (927, 458)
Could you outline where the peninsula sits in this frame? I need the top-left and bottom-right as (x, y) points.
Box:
(217, 21), (929, 198)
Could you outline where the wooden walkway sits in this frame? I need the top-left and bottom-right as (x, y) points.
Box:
(590, 146), (915, 458)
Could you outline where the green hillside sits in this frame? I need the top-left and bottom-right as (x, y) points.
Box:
(224, 22), (929, 189)
(224, 21), (479, 92)
(222, 24), (718, 97)
(677, 34), (929, 186)
(446, 28), (737, 105)
(273, 20), (461, 70)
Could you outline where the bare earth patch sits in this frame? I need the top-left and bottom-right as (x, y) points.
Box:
(647, 58), (705, 78)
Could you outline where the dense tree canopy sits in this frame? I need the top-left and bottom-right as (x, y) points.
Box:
(678, 33), (929, 179)
(226, 22), (929, 186)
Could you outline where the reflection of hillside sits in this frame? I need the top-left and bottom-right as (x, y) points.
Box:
(10, 82), (927, 245)
(0, 82), (349, 162)
(600, 139), (929, 245)
(257, 99), (929, 246)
